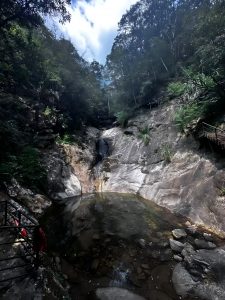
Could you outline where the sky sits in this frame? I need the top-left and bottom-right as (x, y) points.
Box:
(55, 0), (139, 64)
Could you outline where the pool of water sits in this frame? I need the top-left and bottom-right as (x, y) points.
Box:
(42, 193), (196, 299)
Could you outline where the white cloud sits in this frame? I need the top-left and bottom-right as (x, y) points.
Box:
(55, 0), (139, 63)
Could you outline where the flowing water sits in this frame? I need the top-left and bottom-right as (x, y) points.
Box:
(43, 193), (196, 300)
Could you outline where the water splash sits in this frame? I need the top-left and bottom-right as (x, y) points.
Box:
(110, 263), (130, 288)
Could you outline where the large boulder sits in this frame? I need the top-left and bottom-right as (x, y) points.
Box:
(173, 247), (225, 300)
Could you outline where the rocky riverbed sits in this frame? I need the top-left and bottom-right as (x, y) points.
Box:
(42, 193), (225, 300)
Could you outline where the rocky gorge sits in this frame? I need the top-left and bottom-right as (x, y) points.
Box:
(45, 100), (225, 236)
(2, 99), (225, 299)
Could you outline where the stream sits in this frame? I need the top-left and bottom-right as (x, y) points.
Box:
(42, 193), (198, 300)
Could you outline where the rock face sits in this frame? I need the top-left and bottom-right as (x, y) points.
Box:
(5, 180), (51, 216)
(44, 127), (99, 199)
(92, 101), (225, 234)
(45, 102), (225, 234)
(44, 148), (82, 200)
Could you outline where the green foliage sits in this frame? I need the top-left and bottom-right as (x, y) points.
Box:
(56, 133), (74, 145)
(0, 120), (25, 161)
(219, 187), (225, 197)
(0, 147), (46, 189)
(167, 82), (187, 98)
(0, 0), (71, 29)
(183, 69), (216, 90)
(115, 111), (131, 128)
(17, 147), (46, 188)
(161, 144), (173, 163)
(174, 102), (207, 132)
(106, 0), (225, 116)
(43, 106), (52, 117)
(139, 126), (150, 146)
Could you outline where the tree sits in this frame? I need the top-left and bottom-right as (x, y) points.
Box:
(106, 0), (225, 115)
(0, 0), (71, 29)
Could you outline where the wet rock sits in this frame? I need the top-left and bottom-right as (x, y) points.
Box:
(174, 255), (183, 262)
(172, 229), (187, 239)
(172, 263), (197, 297)
(194, 239), (216, 249)
(96, 287), (146, 300)
(169, 239), (185, 253)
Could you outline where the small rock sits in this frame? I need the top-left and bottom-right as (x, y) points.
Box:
(172, 229), (187, 239)
(181, 243), (195, 264)
(194, 239), (216, 249)
(169, 239), (185, 253)
(174, 255), (183, 262)
(138, 239), (146, 248)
